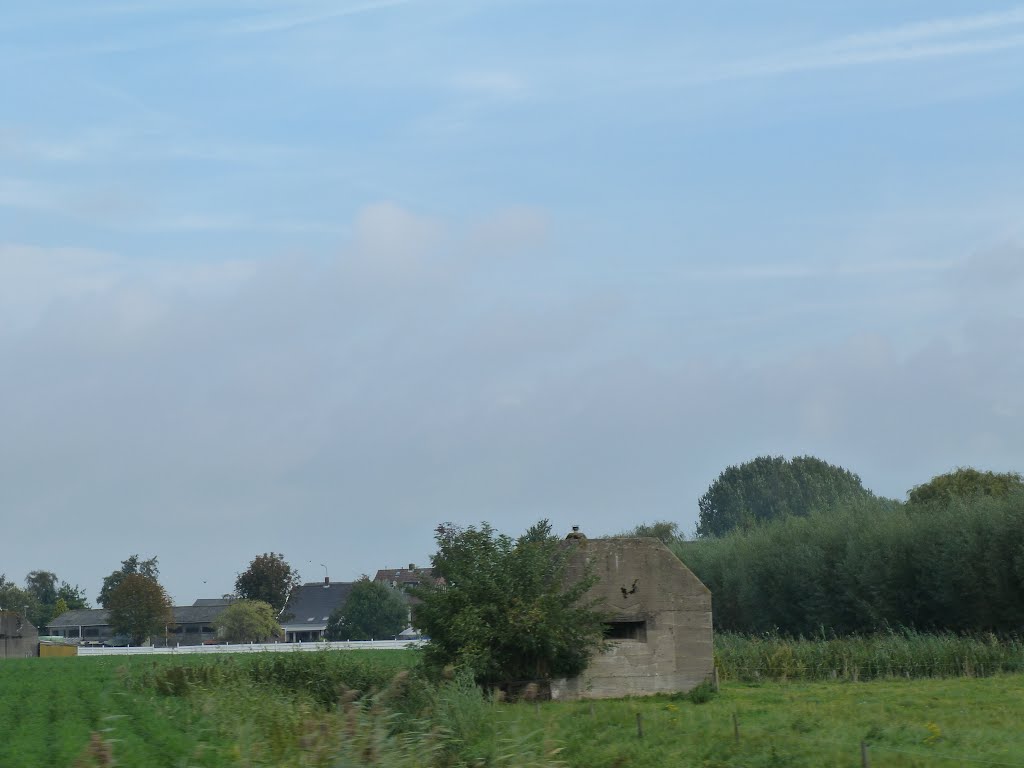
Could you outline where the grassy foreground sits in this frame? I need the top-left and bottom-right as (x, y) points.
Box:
(2, 651), (1024, 766)
(531, 676), (1024, 767)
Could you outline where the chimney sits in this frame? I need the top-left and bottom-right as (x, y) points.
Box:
(565, 525), (586, 541)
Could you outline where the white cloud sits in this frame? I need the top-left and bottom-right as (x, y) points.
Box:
(709, 6), (1024, 81)
(679, 258), (955, 282)
(227, 0), (415, 35)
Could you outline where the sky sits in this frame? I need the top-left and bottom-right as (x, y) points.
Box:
(2, 1), (1023, 606)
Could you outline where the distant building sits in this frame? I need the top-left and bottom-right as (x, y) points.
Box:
(46, 608), (119, 644)
(280, 578), (353, 642)
(169, 600), (236, 645)
(373, 564), (439, 591)
(45, 599), (237, 646)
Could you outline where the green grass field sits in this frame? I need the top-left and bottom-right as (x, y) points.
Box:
(3, 650), (1024, 767)
(0, 651), (415, 767)
(529, 675), (1024, 767)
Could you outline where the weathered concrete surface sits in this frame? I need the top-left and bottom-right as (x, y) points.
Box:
(0, 611), (39, 659)
(551, 537), (712, 700)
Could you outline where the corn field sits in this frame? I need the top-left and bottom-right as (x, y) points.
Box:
(714, 631), (1024, 682)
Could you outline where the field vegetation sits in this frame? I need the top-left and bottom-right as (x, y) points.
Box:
(715, 631), (1024, 681)
(5, 643), (1024, 767)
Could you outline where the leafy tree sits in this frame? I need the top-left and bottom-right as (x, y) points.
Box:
(23, 570), (59, 627)
(908, 467), (1024, 506)
(235, 553), (301, 613)
(99, 555), (159, 608)
(53, 598), (70, 618)
(626, 520), (682, 545)
(13, 572), (90, 628)
(0, 575), (40, 626)
(697, 455), (874, 537)
(56, 582), (89, 610)
(214, 600), (281, 643)
(106, 573), (172, 645)
(25, 571), (58, 606)
(325, 577), (408, 641)
(413, 520), (608, 688)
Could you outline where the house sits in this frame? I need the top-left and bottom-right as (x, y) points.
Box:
(550, 534), (713, 700)
(373, 563), (441, 639)
(45, 599), (237, 646)
(373, 564), (439, 591)
(167, 600), (237, 645)
(0, 611), (39, 659)
(280, 578), (353, 642)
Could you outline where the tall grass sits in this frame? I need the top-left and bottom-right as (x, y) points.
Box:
(133, 648), (414, 706)
(715, 631), (1024, 682)
(11, 653), (1024, 766)
(128, 653), (564, 767)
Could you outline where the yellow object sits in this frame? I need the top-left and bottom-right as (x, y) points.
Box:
(39, 643), (78, 657)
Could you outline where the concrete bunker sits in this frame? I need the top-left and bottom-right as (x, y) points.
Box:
(0, 611), (40, 659)
(551, 535), (713, 700)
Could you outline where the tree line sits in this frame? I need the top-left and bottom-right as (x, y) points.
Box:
(1, 550), (410, 645)
(0, 571), (88, 630)
(663, 458), (1024, 636)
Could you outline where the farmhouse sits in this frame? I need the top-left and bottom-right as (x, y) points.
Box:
(550, 534), (713, 700)
(0, 611), (39, 659)
(45, 608), (114, 643)
(45, 599), (236, 646)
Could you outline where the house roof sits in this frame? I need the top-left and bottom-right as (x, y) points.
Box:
(172, 604), (230, 624)
(46, 604), (232, 629)
(373, 566), (438, 587)
(47, 608), (109, 628)
(192, 598), (237, 607)
(280, 581), (353, 629)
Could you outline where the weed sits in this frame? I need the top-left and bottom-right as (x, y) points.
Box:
(687, 680), (717, 704)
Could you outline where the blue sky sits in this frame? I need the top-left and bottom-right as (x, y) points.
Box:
(2, 1), (1023, 605)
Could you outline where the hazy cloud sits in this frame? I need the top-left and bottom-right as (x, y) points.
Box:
(2, 209), (1022, 603)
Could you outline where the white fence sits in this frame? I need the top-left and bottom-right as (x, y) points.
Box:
(77, 639), (422, 656)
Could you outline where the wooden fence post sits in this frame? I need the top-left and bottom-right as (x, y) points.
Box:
(636, 712), (644, 738)
(733, 713), (740, 743)
(712, 666), (720, 692)
(860, 741), (870, 768)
